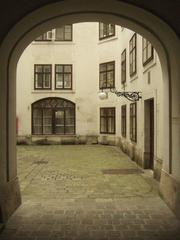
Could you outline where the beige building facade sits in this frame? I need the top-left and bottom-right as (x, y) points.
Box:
(16, 22), (163, 180)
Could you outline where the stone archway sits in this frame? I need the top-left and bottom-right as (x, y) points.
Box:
(0, 0), (179, 222)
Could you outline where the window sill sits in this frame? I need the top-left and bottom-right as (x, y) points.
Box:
(100, 133), (116, 135)
(31, 90), (75, 94)
(98, 36), (118, 44)
(32, 134), (76, 137)
(121, 83), (127, 89)
(130, 74), (138, 82)
(143, 61), (157, 74)
(130, 140), (137, 144)
(32, 41), (75, 45)
(143, 54), (157, 73)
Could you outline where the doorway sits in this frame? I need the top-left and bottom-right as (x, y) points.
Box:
(144, 98), (154, 169)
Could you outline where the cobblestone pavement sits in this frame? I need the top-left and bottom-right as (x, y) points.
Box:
(1, 145), (180, 240)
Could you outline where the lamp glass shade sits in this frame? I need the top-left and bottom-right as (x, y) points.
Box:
(98, 92), (108, 100)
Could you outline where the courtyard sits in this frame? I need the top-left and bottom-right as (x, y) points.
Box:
(0, 145), (180, 240)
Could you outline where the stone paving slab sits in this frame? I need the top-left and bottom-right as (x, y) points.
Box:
(0, 145), (180, 240)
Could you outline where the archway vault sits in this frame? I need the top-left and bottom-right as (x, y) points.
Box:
(0, 0), (179, 222)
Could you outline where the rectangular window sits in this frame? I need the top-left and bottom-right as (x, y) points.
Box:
(130, 102), (137, 142)
(99, 61), (115, 89)
(100, 107), (115, 134)
(34, 65), (52, 90)
(121, 49), (126, 84)
(55, 25), (72, 41)
(99, 23), (115, 40)
(142, 37), (154, 65)
(35, 30), (53, 41)
(34, 25), (73, 42)
(55, 64), (72, 89)
(129, 33), (137, 77)
(121, 105), (126, 137)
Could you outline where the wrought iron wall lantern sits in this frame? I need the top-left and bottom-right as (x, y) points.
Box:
(98, 88), (142, 102)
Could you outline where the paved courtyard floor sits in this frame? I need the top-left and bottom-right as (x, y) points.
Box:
(0, 145), (180, 240)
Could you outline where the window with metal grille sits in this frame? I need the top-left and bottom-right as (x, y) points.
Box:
(121, 49), (126, 84)
(130, 102), (137, 142)
(34, 65), (52, 90)
(121, 105), (126, 137)
(129, 33), (137, 77)
(100, 107), (115, 134)
(34, 25), (73, 42)
(142, 37), (154, 66)
(99, 23), (115, 40)
(55, 65), (72, 89)
(99, 61), (115, 89)
(35, 31), (53, 41)
(55, 25), (72, 41)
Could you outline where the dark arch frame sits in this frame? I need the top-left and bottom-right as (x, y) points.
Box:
(31, 97), (76, 135)
(0, 0), (180, 222)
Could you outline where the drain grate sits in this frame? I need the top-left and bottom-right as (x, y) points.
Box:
(33, 160), (48, 165)
(102, 168), (144, 175)
(40, 171), (84, 181)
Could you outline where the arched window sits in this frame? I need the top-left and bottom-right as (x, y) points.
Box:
(32, 98), (75, 135)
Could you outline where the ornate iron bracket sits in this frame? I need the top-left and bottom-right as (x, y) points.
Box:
(109, 88), (142, 102)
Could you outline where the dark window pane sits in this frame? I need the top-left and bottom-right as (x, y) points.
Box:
(44, 75), (51, 88)
(64, 75), (71, 88)
(34, 65), (51, 90)
(55, 27), (64, 40)
(36, 65), (43, 72)
(55, 65), (72, 89)
(130, 103), (137, 142)
(43, 109), (52, 134)
(64, 65), (72, 72)
(99, 23), (115, 39)
(100, 118), (107, 133)
(100, 108), (115, 134)
(55, 126), (64, 134)
(99, 23), (104, 39)
(56, 65), (63, 72)
(33, 109), (42, 134)
(129, 34), (136, 76)
(108, 118), (115, 133)
(107, 63), (114, 71)
(56, 74), (63, 88)
(99, 62), (115, 89)
(100, 64), (106, 72)
(55, 25), (72, 41)
(44, 66), (51, 72)
(142, 37), (154, 65)
(35, 30), (52, 41)
(35, 74), (43, 88)
(65, 126), (74, 134)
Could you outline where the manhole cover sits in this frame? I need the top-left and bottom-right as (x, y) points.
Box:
(102, 168), (144, 175)
(33, 160), (48, 164)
